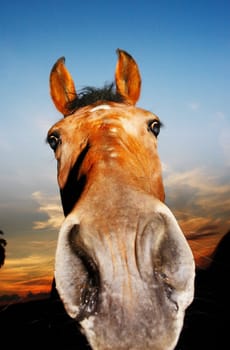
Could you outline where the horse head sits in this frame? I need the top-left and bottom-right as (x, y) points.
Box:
(47, 49), (195, 350)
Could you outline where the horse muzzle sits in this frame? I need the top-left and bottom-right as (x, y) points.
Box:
(54, 199), (195, 350)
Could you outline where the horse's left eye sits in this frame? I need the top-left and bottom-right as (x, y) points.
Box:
(47, 132), (61, 151)
(148, 120), (161, 137)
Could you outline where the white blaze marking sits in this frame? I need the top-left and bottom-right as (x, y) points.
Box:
(90, 104), (111, 112)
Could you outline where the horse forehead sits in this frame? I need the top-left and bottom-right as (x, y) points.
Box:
(50, 103), (157, 135)
(87, 104), (157, 126)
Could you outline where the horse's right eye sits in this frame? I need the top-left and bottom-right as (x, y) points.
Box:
(147, 120), (162, 137)
(47, 132), (61, 151)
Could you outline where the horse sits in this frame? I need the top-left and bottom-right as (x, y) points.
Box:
(47, 49), (195, 350)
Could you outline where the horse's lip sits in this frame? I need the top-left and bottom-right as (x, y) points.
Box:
(68, 224), (100, 321)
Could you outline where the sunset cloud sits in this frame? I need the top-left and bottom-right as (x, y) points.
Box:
(1, 254), (54, 296)
(164, 167), (230, 219)
(32, 191), (63, 230)
(163, 166), (230, 265)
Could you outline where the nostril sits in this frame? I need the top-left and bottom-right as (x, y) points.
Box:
(80, 282), (99, 318)
(164, 284), (179, 312)
(154, 269), (179, 312)
(68, 225), (100, 321)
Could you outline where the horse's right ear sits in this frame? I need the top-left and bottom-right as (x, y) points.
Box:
(50, 57), (77, 116)
(115, 49), (141, 105)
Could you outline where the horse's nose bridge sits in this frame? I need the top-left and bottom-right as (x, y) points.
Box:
(77, 213), (142, 283)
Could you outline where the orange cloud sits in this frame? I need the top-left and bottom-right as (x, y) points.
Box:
(1, 254), (54, 297)
(164, 167), (230, 224)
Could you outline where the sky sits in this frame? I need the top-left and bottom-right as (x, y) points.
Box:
(0, 0), (230, 302)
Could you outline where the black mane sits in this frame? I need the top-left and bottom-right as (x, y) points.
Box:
(68, 83), (124, 112)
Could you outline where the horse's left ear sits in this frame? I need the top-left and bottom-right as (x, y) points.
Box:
(115, 49), (141, 105)
(50, 57), (77, 116)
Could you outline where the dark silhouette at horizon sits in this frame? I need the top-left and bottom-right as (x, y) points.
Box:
(0, 230), (7, 268)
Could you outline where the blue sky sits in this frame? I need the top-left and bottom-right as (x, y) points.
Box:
(0, 0), (230, 298)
